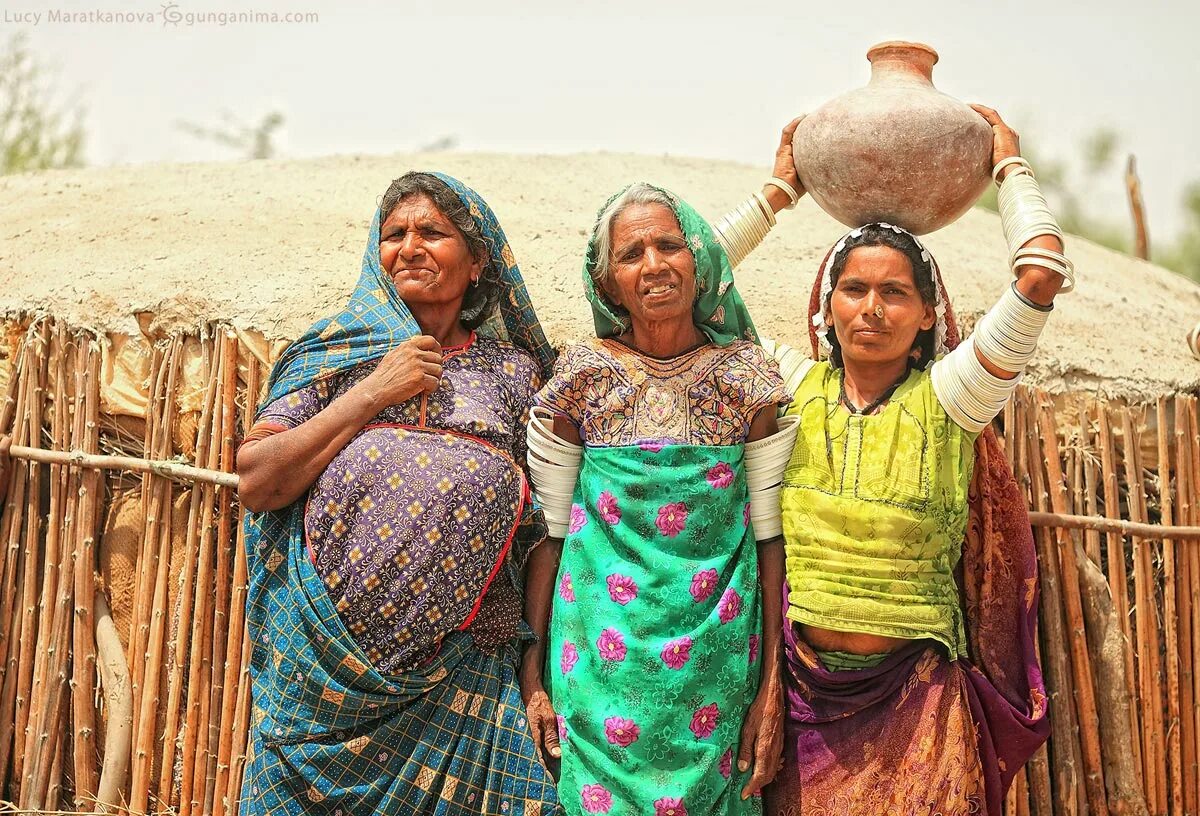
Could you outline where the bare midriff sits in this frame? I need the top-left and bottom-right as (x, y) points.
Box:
(800, 623), (910, 656)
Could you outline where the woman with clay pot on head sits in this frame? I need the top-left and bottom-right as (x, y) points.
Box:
(521, 123), (807, 816)
(764, 106), (1059, 815)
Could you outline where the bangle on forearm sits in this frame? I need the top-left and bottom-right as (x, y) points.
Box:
(712, 193), (775, 267)
(765, 176), (800, 208)
(997, 166), (1077, 293)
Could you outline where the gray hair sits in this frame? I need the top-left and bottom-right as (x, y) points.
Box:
(589, 182), (680, 289)
(377, 172), (500, 330)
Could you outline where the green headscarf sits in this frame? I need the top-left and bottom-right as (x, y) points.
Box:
(583, 183), (760, 347)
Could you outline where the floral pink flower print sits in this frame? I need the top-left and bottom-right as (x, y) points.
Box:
(743, 501), (752, 527)
(719, 748), (733, 778)
(690, 703), (720, 739)
(690, 569), (718, 603)
(558, 571), (576, 602)
(581, 784), (613, 814)
(660, 636), (693, 670)
(597, 628), (627, 662)
(638, 440), (664, 452)
(606, 573), (638, 605)
(655, 502), (689, 537)
(706, 462), (734, 489)
(596, 491), (622, 525)
(749, 634), (760, 664)
(569, 504), (587, 535)
(604, 716), (641, 747)
(718, 589), (743, 624)
(654, 797), (688, 816)
(561, 641), (579, 674)
(557, 714), (568, 741)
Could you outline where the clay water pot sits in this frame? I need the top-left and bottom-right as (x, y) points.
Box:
(792, 41), (993, 235)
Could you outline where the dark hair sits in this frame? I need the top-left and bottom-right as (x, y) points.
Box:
(824, 224), (938, 369)
(378, 172), (500, 330)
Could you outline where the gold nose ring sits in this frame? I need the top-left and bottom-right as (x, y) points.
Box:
(874, 305), (884, 318)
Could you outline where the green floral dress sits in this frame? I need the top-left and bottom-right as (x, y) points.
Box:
(536, 338), (789, 816)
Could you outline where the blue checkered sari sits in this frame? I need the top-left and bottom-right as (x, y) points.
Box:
(240, 174), (561, 815)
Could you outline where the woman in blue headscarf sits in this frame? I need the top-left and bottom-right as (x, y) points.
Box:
(235, 171), (562, 815)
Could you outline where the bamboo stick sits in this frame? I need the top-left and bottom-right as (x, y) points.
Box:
(1122, 407), (1167, 814)
(1015, 767), (1030, 816)
(1012, 389), (1053, 816)
(11, 323), (49, 798)
(226, 354), (260, 816)
(129, 336), (183, 815)
(1021, 391), (1081, 814)
(21, 330), (71, 808)
(1100, 406), (1142, 776)
(127, 341), (169, 758)
(72, 338), (101, 806)
(0, 336), (33, 793)
(181, 343), (225, 816)
(1158, 397), (1183, 816)
(204, 331), (239, 814)
(23, 332), (80, 810)
(156, 334), (221, 809)
(4, 445), (240, 488)
(1036, 396), (1107, 816)
(1080, 401), (1103, 566)
(1186, 398), (1200, 813)
(1177, 397), (1199, 816)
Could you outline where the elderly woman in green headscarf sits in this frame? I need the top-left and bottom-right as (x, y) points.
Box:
(520, 123), (805, 816)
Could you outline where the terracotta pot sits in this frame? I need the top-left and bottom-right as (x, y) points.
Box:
(792, 41), (993, 235)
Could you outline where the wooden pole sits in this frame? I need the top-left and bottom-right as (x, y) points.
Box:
(4, 444), (240, 488)
(155, 334), (221, 809)
(1158, 397), (1183, 816)
(204, 330), (239, 814)
(1186, 398), (1200, 812)
(1080, 401), (1103, 566)
(1177, 397), (1199, 815)
(1122, 407), (1167, 813)
(0, 334), (33, 792)
(71, 338), (101, 807)
(1036, 396), (1108, 816)
(1126, 154), (1151, 260)
(129, 336), (183, 815)
(226, 354), (261, 816)
(1100, 406), (1142, 776)
(1011, 388), (1054, 816)
(1022, 391), (1081, 814)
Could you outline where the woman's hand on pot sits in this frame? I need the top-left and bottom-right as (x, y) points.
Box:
(762, 117), (807, 212)
(970, 104), (1022, 180)
(738, 672), (785, 799)
(355, 335), (443, 408)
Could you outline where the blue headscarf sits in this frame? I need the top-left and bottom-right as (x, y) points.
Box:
(263, 172), (555, 405)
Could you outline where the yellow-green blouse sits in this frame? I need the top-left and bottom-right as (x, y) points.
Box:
(780, 361), (978, 657)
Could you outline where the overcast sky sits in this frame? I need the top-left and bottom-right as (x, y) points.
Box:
(7, 0), (1198, 242)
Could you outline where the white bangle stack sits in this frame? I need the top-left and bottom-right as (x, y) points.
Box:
(930, 337), (1022, 434)
(971, 282), (1053, 372)
(996, 158), (1076, 293)
(712, 192), (776, 268)
(759, 338), (815, 407)
(744, 415), (800, 540)
(526, 407), (583, 538)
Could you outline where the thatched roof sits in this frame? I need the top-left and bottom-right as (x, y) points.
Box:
(2, 151), (1198, 400)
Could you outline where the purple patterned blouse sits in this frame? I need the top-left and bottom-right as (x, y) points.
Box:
(249, 334), (545, 674)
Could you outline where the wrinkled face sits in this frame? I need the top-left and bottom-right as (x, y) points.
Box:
(603, 202), (698, 330)
(378, 194), (484, 312)
(827, 245), (935, 367)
